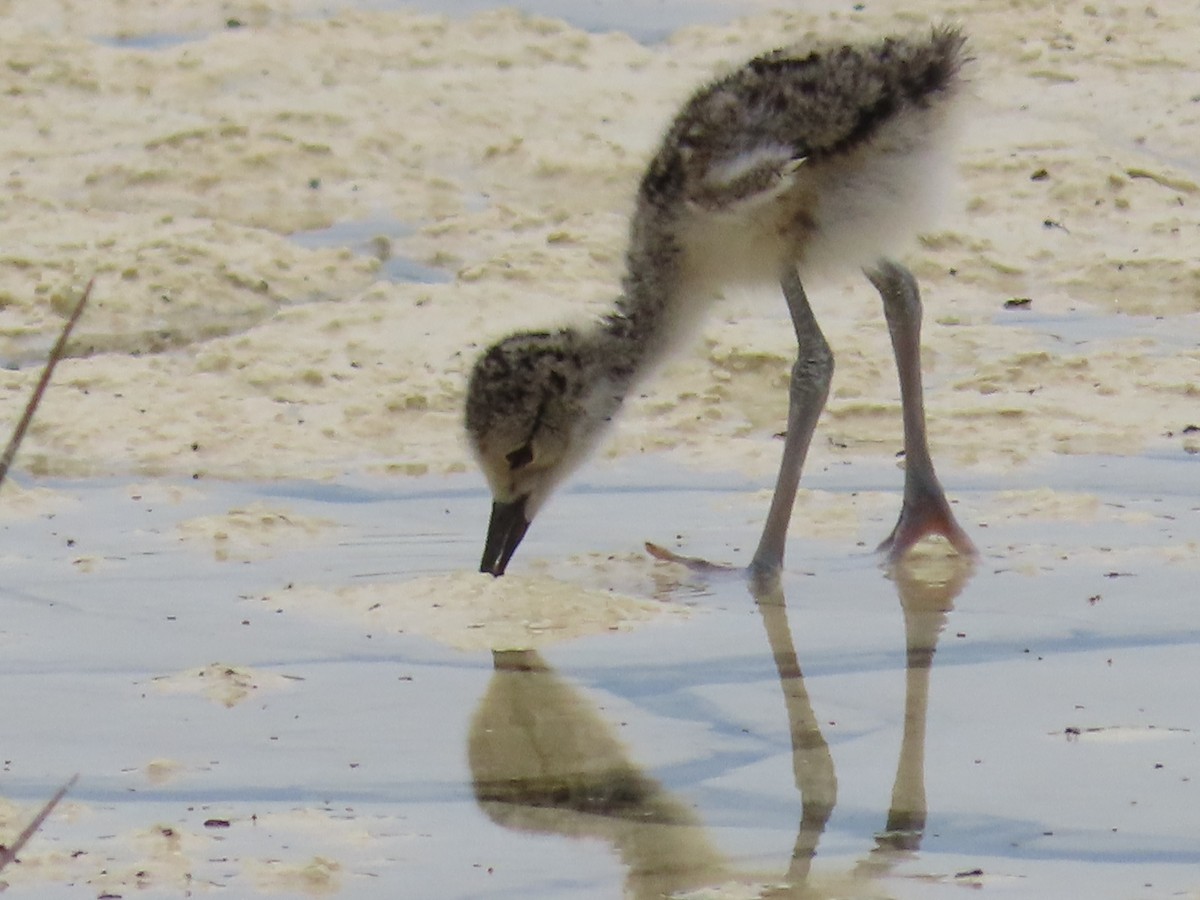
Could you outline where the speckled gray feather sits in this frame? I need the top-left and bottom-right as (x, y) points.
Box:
(639, 26), (967, 207)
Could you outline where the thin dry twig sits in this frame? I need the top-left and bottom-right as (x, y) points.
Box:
(0, 775), (78, 873)
(0, 281), (91, 875)
(0, 278), (94, 489)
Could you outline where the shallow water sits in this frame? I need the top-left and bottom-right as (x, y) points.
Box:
(370, 0), (773, 42)
(1, 454), (1197, 897)
(289, 218), (453, 285)
(91, 0), (776, 46)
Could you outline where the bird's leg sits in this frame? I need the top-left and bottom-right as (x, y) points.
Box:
(866, 259), (975, 562)
(749, 267), (834, 582)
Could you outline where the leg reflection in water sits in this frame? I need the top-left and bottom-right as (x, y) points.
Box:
(857, 554), (972, 877)
(468, 554), (972, 898)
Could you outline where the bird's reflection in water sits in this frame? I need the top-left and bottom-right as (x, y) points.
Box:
(469, 552), (972, 898)
(470, 648), (727, 897)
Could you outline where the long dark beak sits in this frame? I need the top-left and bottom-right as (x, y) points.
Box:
(480, 497), (530, 576)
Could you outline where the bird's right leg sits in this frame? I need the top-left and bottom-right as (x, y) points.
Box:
(866, 259), (975, 562)
(749, 267), (834, 583)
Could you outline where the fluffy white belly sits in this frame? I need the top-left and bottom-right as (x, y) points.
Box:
(676, 101), (959, 299)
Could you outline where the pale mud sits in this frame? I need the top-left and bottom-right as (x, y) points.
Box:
(268, 565), (692, 651)
(2, 807), (366, 896)
(0, 0), (1197, 484)
(148, 661), (302, 706)
(176, 501), (335, 560)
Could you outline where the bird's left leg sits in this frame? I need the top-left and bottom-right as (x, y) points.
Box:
(866, 259), (975, 562)
(651, 268), (830, 578)
(749, 267), (834, 582)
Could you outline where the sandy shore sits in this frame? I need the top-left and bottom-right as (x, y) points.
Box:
(1, 0), (1198, 485)
(2, 4), (1199, 896)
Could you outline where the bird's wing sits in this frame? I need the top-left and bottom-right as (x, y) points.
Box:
(688, 144), (807, 213)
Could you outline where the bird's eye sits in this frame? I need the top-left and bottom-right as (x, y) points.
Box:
(506, 443), (534, 470)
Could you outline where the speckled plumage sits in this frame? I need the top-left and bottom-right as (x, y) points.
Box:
(617, 24), (967, 347)
(465, 26), (972, 575)
(641, 26), (966, 205)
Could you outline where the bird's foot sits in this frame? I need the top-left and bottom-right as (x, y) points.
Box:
(878, 492), (976, 564)
(648, 542), (785, 597)
(644, 542), (737, 573)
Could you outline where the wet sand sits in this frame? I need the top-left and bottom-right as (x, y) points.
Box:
(1, 0), (1199, 897)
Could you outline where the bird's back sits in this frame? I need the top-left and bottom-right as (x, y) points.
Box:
(619, 25), (967, 298)
(640, 26), (967, 209)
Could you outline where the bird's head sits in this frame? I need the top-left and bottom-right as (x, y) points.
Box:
(465, 330), (613, 576)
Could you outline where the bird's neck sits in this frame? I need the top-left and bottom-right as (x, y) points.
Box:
(591, 208), (685, 392)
